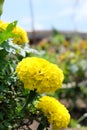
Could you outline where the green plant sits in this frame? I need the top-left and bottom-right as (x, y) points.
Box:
(0, 21), (70, 130)
(0, 20), (38, 129)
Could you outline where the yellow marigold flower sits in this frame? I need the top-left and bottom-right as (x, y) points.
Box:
(0, 20), (29, 44)
(37, 96), (70, 130)
(16, 57), (64, 93)
(12, 26), (29, 44)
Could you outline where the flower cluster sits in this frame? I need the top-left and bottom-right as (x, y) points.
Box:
(37, 96), (70, 130)
(0, 20), (29, 44)
(16, 57), (64, 93)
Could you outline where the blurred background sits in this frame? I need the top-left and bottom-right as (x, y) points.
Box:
(1, 0), (87, 129)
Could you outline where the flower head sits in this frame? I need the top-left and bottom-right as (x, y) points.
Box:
(0, 20), (29, 44)
(37, 96), (70, 130)
(12, 26), (29, 44)
(16, 57), (64, 94)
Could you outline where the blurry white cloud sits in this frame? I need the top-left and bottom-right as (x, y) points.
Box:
(75, 0), (87, 21)
(57, 7), (74, 18)
(20, 17), (44, 30)
(34, 7), (74, 22)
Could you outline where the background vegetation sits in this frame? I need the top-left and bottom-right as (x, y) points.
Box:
(31, 30), (87, 128)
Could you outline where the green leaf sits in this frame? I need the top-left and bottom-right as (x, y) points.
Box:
(37, 123), (45, 130)
(70, 118), (78, 127)
(6, 21), (17, 32)
(0, 113), (4, 120)
(0, 124), (5, 130)
(0, 31), (11, 44)
(21, 90), (38, 111)
(0, 49), (8, 58)
(0, 21), (18, 44)
(4, 122), (10, 127)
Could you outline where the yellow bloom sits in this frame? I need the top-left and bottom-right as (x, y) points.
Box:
(12, 26), (29, 44)
(0, 20), (29, 44)
(16, 57), (64, 94)
(37, 96), (70, 130)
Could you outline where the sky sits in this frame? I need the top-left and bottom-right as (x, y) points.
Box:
(1, 0), (87, 32)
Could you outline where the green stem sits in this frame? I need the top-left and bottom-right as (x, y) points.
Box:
(77, 113), (87, 123)
(21, 90), (38, 112)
